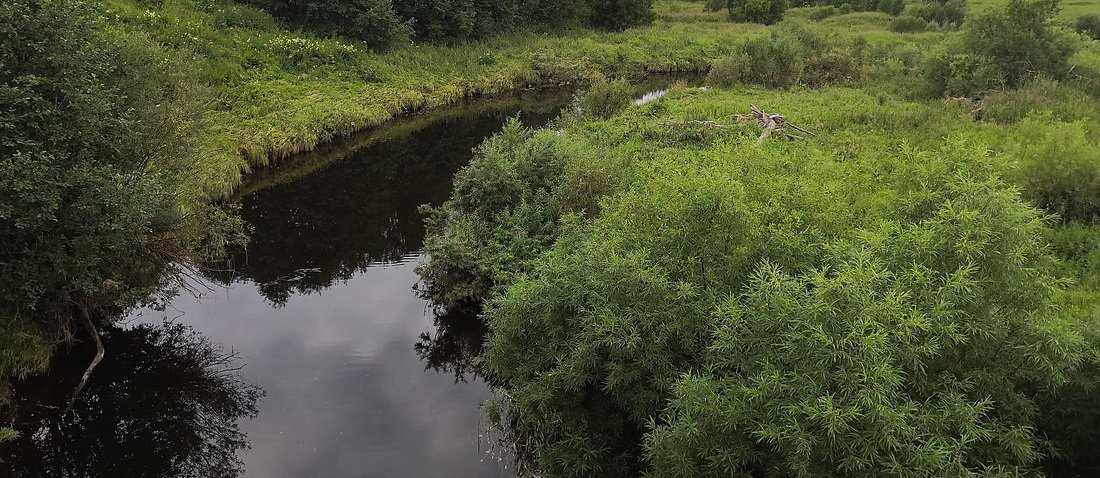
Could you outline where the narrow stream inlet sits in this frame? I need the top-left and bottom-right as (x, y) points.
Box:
(0, 76), (701, 477)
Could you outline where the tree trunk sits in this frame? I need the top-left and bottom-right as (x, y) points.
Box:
(63, 304), (105, 414)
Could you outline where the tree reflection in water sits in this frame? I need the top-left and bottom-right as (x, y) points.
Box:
(0, 322), (262, 478)
(415, 304), (490, 384)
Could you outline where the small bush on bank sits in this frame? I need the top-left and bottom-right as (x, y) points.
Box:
(982, 77), (1100, 123)
(808, 5), (839, 20)
(707, 35), (802, 86)
(577, 77), (635, 118)
(913, 0), (967, 27)
(924, 0), (1077, 97)
(1077, 13), (1100, 40)
(245, 0), (411, 50)
(728, 0), (788, 25)
(924, 52), (1004, 96)
(890, 14), (928, 32)
(962, 0), (1076, 87)
(589, 0), (656, 30)
(1011, 116), (1100, 222)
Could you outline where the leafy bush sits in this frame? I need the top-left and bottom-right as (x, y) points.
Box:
(704, 0), (726, 11)
(418, 120), (578, 309)
(728, 0), (788, 24)
(877, 0), (905, 15)
(924, 52), (1004, 96)
(1076, 13), (1100, 40)
(0, 0), (200, 383)
(890, 14), (928, 32)
(577, 77), (635, 118)
(960, 0), (1077, 87)
(1010, 117), (1100, 222)
(589, 0), (655, 30)
(913, 0), (967, 26)
(982, 77), (1100, 123)
(707, 35), (802, 87)
(480, 138), (1091, 476)
(808, 5), (840, 20)
(245, 0), (411, 50)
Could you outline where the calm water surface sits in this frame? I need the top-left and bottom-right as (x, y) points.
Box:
(0, 78), (699, 477)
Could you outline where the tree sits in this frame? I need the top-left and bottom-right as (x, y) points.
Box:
(728, 0), (788, 24)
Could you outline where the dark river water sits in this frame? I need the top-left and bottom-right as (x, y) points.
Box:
(0, 77), (697, 478)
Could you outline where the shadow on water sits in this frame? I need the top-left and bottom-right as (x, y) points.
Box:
(1, 74), (704, 477)
(0, 322), (261, 478)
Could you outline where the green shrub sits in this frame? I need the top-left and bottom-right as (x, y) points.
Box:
(913, 0), (967, 26)
(0, 0), (202, 384)
(482, 140), (1089, 476)
(707, 35), (802, 87)
(1010, 117), (1100, 222)
(890, 14), (928, 32)
(728, 0), (788, 24)
(808, 5), (839, 20)
(982, 77), (1100, 123)
(577, 77), (635, 118)
(961, 0), (1077, 87)
(245, 0), (411, 50)
(924, 52), (1004, 96)
(1076, 13), (1100, 40)
(588, 0), (656, 30)
(418, 120), (577, 309)
(704, 0), (726, 11)
(877, 0), (905, 15)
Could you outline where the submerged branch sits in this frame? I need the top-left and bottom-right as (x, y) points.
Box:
(64, 305), (105, 414)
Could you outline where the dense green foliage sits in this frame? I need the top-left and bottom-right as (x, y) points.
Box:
(423, 87), (1100, 474)
(590, 0), (657, 30)
(578, 77), (638, 118)
(728, 0), (789, 24)
(420, 4), (1100, 468)
(246, 0), (654, 46)
(913, 0), (968, 26)
(0, 0), (238, 407)
(1, 0), (170, 383)
(242, 0), (410, 49)
(1078, 13), (1100, 39)
(890, 14), (929, 31)
(924, 0), (1077, 96)
(707, 23), (863, 87)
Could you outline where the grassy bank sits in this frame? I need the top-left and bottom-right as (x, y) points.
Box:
(98, 0), (1100, 204)
(99, 0), (770, 203)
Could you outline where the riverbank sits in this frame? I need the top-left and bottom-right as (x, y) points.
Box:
(100, 0), (771, 205)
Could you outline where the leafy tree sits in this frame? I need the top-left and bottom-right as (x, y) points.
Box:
(728, 0), (788, 24)
(589, 0), (655, 30)
(913, 0), (967, 26)
(960, 0), (1076, 87)
(244, 0), (411, 50)
(0, 0), (222, 403)
(1077, 13), (1100, 40)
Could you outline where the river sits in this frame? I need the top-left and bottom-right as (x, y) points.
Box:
(0, 77), (698, 478)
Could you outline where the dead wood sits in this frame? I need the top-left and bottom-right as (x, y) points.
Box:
(735, 104), (815, 144)
(64, 304), (105, 414)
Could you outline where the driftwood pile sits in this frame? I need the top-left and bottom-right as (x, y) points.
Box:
(735, 104), (815, 145)
(658, 105), (815, 145)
